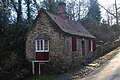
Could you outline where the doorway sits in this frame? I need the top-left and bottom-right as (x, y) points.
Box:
(82, 41), (85, 56)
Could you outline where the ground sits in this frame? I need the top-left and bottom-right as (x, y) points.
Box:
(82, 47), (120, 80)
(54, 47), (120, 80)
(26, 46), (120, 80)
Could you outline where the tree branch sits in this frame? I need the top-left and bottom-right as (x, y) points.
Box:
(1, 0), (9, 9)
(10, 0), (18, 13)
(98, 4), (116, 18)
(117, 7), (120, 10)
(33, 0), (40, 10)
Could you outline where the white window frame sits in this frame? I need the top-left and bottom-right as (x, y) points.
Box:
(90, 40), (93, 51)
(35, 40), (49, 52)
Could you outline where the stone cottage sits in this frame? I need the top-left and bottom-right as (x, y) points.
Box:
(26, 2), (96, 74)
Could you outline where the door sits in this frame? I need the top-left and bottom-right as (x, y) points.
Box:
(82, 41), (85, 56)
(34, 62), (39, 74)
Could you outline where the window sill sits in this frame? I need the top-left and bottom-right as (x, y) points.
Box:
(36, 51), (49, 52)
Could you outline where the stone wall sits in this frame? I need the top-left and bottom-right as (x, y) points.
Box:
(63, 35), (90, 68)
(26, 11), (92, 73)
(26, 11), (65, 63)
(93, 41), (120, 59)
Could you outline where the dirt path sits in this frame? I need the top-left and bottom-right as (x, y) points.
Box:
(54, 47), (120, 80)
(82, 47), (120, 80)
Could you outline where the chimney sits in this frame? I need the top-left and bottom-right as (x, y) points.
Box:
(58, 2), (67, 18)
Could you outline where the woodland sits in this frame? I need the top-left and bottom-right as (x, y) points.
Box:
(0, 0), (120, 80)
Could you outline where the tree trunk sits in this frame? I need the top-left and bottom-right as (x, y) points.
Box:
(78, 0), (81, 20)
(27, 0), (31, 23)
(17, 0), (22, 23)
(115, 0), (119, 26)
(99, 2), (119, 26)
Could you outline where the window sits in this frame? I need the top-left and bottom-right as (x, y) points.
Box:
(93, 40), (96, 51)
(36, 40), (49, 52)
(89, 39), (96, 51)
(90, 40), (93, 51)
(72, 37), (77, 52)
(44, 40), (49, 50)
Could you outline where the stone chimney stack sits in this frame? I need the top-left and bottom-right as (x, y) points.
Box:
(58, 2), (67, 18)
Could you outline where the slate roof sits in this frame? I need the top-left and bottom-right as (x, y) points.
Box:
(44, 10), (95, 38)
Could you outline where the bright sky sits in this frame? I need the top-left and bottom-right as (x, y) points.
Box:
(67, 0), (120, 20)
(98, 0), (120, 19)
(98, 0), (115, 6)
(10, 0), (120, 22)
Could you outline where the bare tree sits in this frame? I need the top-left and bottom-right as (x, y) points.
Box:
(99, 0), (120, 26)
(77, 0), (89, 20)
(66, 0), (89, 20)
(0, 0), (9, 9)
(66, 0), (76, 20)
(105, 8), (114, 25)
(10, 0), (22, 23)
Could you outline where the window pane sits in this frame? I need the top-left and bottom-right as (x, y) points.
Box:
(37, 40), (40, 50)
(44, 40), (48, 50)
(40, 40), (43, 50)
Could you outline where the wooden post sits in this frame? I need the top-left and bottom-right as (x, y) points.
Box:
(32, 61), (35, 74)
(39, 63), (41, 75)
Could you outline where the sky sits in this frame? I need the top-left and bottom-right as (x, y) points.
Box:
(98, 0), (120, 20)
(9, 0), (120, 22)
(98, 0), (115, 6)
(67, 0), (120, 20)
